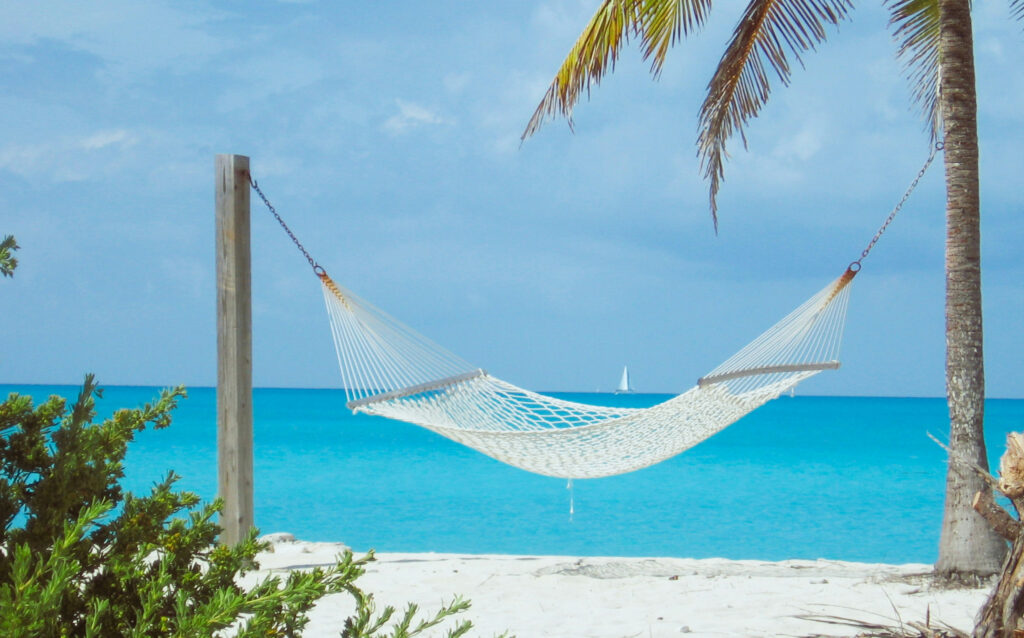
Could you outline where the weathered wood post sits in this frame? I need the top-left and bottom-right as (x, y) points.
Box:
(215, 154), (254, 545)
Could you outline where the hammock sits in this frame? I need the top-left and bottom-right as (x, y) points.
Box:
(317, 267), (855, 478)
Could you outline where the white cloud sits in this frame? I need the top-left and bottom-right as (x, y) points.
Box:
(80, 129), (137, 151)
(0, 143), (49, 177)
(0, 1), (229, 77)
(443, 72), (472, 94)
(382, 100), (445, 135)
(771, 124), (823, 163)
(0, 129), (141, 181)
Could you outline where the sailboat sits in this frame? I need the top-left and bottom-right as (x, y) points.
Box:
(613, 365), (634, 394)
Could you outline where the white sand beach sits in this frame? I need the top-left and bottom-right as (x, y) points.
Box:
(251, 535), (991, 637)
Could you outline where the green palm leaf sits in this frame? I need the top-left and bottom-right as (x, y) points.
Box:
(698, 0), (852, 227)
(522, 0), (711, 141)
(636, 0), (712, 77)
(887, 0), (941, 142)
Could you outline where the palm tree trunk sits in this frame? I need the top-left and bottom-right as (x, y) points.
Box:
(933, 0), (1007, 577)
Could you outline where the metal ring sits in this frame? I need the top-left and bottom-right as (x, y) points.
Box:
(935, 141), (945, 151)
(313, 264), (326, 277)
(848, 261), (862, 273)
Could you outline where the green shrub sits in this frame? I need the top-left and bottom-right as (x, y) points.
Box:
(0, 376), (476, 637)
(0, 235), (17, 277)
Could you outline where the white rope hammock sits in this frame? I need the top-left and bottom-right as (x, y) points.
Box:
(318, 267), (856, 478)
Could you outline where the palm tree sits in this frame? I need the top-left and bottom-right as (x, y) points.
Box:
(522, 0), (1021, 576)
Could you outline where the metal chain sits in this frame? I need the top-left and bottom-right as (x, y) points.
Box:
(248, 174), (324, 275)
(850, 141), (944, 271)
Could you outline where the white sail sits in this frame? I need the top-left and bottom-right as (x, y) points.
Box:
(615, 366), (633, 394)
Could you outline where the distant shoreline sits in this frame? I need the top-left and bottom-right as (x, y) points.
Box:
(9, 382), (1019, 400)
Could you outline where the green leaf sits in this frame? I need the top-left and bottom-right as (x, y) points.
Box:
(887, 0), (941, 141)
(0, 235), (17, 278)
(522, 0), (711, 140)
(697, 0), (853, 227)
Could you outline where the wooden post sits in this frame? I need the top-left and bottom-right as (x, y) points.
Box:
(216, 154), (254, 545)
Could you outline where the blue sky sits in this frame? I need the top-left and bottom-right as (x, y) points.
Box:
(1, 1), (1021, 397)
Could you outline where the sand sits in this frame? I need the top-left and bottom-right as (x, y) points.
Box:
(250, 534), (991, 637)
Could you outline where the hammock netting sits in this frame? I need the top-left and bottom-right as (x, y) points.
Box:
(318, 267), (856, 479)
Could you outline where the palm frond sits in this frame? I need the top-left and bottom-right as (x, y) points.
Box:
(636, 0), (712, 78)
(522, 0), (711, 141)
(887, 0), (941, 142)
(697, 0), (853, 227)
(1012, 0), (1024, 21)
(522, 0), (638, 141)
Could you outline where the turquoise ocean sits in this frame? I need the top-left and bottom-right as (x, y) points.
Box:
(4, 384), (1023, 564)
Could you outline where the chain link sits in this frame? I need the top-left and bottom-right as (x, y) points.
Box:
(851, 141), (944, 270)
(248, 174), (323, 275)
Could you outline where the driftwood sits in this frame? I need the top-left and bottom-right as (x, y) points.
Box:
(973, 490), (1022, 542)
(997, 434), (1024, 500)
(972, 433), (1024, 638)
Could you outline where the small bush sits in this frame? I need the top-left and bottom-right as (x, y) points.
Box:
(0, 376), (476, 637)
